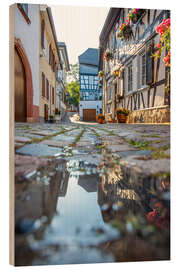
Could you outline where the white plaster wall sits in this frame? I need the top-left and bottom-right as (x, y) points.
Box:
(79, 101), (102, 119)
(14, 4), (40, 106)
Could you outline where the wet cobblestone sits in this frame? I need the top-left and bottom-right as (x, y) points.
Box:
(14, 121), (170, 265)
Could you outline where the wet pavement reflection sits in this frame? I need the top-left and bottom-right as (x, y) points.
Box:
(15, 148), (170, 266)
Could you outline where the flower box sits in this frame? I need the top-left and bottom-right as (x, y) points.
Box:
(117, 113), (127, 123)
(128, 9), (145, 24)
(96, 114), (105, 124)
(116, 108), (130, 123)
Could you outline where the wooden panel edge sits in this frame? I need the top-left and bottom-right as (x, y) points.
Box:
(9, 4), (15, 266)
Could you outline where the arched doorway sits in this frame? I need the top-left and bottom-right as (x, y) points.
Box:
(14, 47), (26, 122)
(14, 38), (34, 122)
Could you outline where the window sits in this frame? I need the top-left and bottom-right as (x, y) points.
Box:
(17, 4), (30, 24)
(42, 73), (45, 97)
(141, 52), (146, 86)
(41, 20), (45, 49)
(46, 79), (49, 100)
(52, 87), (55, 104)
(49, 45), (55, 71)
(128, 65), (133, 91)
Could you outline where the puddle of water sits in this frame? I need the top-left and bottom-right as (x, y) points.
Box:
(15, 153), (170, 266)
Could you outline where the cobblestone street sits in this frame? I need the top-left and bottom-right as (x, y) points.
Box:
(14, 117), (170, 265)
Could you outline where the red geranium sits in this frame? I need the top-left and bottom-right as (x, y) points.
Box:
(156, 18), (170, 35)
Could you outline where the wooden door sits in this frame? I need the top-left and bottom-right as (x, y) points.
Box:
(14, 48), (26, 122)
(83, 109), (96, 122)
(44, 104), (48, 122)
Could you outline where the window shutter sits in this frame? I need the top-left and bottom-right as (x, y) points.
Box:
(42, 73), (45, 97)
(52, 87), (54, 104)
(52, 54), (55, 71)
(146, 42), (154, 85)
(137, 54), (140, 89)
(41, 20), (45, 49)
(49, 45), (51, 65)
(119, 71), (124, 97)
(46, 79), (49, 100)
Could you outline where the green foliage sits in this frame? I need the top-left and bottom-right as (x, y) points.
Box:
(67, 80), (80, 106)
(128, 139), (150, 148)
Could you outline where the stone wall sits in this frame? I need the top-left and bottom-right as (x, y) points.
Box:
(127, 106), (170, 124)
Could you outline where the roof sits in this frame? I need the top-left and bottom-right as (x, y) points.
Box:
(79, 48), (98, 66)
(79, 64), (98, 75)
(99, 8), (121, 45)
(58, 42), (70, 71)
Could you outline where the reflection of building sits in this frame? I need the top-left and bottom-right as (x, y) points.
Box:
(79, 48), (102, 121)
(59, 166), (69, 197)
(98, 164), (142, 218)
(99, 8), (170, 123)
(57, 42), (70, 120)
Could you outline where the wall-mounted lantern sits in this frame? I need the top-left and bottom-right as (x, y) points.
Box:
(114, 70), (119, 77)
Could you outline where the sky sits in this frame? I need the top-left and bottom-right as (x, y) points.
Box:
(50, 5), (109, 64)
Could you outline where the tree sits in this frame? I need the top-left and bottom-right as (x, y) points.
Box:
(66, 80), (80, 107)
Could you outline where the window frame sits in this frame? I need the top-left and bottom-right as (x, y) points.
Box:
(41, 19), (45, 49)
(46, 79), (49, 100)
(139, 50), (147, 88)
(127, 64), (133, 92)
(42, 72), (46, 98)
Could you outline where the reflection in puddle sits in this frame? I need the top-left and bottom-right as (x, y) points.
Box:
(15, 156), (170, 266)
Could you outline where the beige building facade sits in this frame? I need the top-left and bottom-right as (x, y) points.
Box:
(39, 6), (61, 122)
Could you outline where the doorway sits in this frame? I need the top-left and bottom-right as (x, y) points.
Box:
(14, 48), (26, 122)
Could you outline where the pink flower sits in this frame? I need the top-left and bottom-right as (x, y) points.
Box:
(156, 18), (170, 35)
(157, 43), (161, 49)
(126, 17), (130, 24)
(134, 8), (139, 14)
(146, 209), (157, 222)
(163, 51), (170, 67)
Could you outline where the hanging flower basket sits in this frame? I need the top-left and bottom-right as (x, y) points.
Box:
(117, 23), (132, 41)
(127, 9), (145, 24)
(98, 70), (104, 77)
(103, 49), (113, 61)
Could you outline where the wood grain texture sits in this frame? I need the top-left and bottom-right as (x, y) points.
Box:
(9, 4), (15, 266)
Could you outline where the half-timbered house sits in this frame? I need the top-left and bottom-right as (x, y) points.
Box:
(79, 48), (102, 122)
(99, 8), (170, 123)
